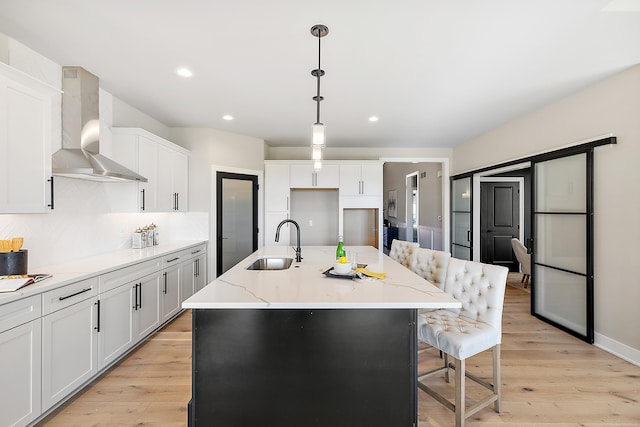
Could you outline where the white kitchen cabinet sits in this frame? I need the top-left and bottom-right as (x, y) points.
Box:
(180, 259), (195, 302)
(265, 211), (290, 247)
(96, 257), (166, 370)
(112, 129), (158, 212)
(290, 163), (339, 188)
(161, 262), (181, 323)
(180, 245), (207, 299)
(339, 163), (383, 196)
(264, 163), (290, 211)
(0, 62), (57, 214)
(97, 282), (135, 371)
(112, 127), (189, 212)
(133, 272), (162, 341)
(41, 294), (98, 411)
(264, 163), (290, 247)
(0, 296), (42, 427)
(193, 251), (207, 292)
(157, 144), (188, 212)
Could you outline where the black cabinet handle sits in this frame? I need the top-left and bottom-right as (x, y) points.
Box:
(166, 257), (180, 263)
(58, 287), (92, 301)
(141, 188), (146, 211)
(133, 283), (138, 310)
(138, 282), (142, 309)
(163, 272), (168, 294)
(94, 300), (101, 332)
(47, 176), (55, 209)
(467, 230), (471, 242)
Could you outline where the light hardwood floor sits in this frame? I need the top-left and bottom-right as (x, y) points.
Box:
(38, 277), (640, 426)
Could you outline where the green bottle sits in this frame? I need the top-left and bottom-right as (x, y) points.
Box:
(336, 235), (346, 260)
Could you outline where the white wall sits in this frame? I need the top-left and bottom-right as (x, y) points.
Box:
(169, 128), (265, 213)
(453, 64), (640, 364)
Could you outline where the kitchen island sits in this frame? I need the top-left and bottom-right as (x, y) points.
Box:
(183, 245), (460, 426)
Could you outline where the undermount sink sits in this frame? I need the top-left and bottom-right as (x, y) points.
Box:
(246, 257), (294, 271)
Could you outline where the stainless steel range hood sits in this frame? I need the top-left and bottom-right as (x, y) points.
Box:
(52, 66), (147, 182)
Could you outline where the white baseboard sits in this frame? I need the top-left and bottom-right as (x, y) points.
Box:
(594, 333), (640, 367)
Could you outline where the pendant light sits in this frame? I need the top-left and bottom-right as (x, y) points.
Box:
(310, 24), (328, 169)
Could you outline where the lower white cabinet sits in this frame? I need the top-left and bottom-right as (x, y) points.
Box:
(97, 283), (135, 371)
(194, 252), (207, 292)
(0, 315), (41, 427)
(0, 242), (206, 425)
(180, 259), (195, 302)
(41, 295), (98, 411)
(180, 245), (207, 298)
(133, 272), (162, 341)
(161, 265), (181, 323)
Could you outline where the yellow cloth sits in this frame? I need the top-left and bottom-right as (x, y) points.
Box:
(355, 268), (386, 280)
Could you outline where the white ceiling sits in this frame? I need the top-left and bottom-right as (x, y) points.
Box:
(1, 1), (639, 149)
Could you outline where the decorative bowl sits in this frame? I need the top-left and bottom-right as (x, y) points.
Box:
(333, 261), (352, 275)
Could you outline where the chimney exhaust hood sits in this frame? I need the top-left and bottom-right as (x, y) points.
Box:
(52, 67), (147, 182)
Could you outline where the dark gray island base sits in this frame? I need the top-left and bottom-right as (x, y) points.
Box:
(188, 308), (417, 426)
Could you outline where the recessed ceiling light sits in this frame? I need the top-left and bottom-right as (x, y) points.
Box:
(368, 116), (379, 122)
(222, 115), (234, 121)
(176, 68), (193, 78)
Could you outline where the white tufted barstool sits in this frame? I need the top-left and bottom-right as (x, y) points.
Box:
(511, 238), (531, 288)
(417, 257), (508, 427)
(406, 248), (451, 289)
(388, 239), (419, 267)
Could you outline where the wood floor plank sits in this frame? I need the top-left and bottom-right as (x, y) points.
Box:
(38, 281), (640, 426)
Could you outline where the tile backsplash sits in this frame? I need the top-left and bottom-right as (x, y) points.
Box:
(0, 177), (208, 269)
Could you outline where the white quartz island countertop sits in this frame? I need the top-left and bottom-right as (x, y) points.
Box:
(183, 246), (461, 310)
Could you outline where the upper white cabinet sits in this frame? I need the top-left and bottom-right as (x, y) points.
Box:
(0, 63), (57, 213)
(264, 163), (290, 212)
(339, 163), (383, 197)
(290, 163), (339, 188)
(157, 144), (188, 212)
(264, 163), (291, 246)
(112, 128), (189, 212)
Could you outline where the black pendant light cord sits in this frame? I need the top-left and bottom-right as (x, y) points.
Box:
(311, 24), (328, 125)
(316, 33), (322, 124)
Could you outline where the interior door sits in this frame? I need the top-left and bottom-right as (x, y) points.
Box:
(216, 172), (258, 277)
(480, 182), (519, 270)
(451, 176), (472, 260)
(532, 151), (594, 343)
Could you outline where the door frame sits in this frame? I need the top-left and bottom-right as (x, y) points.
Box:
(210, 165), (263, 281)
(216, 171), (259, 277)
(380, 157), (451, 251)
(474, 176), (525, 262)
(405, 171), (419, 243)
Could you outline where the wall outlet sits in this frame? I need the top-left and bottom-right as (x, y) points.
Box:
(309, 220), (313, 226)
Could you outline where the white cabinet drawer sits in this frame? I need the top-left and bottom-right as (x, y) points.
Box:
(99, 258), (161, 293)
(42, 277), (98, 315)
(0, 295), (41, 333)
(162, 251), (186, 268)
(183, 244), (206, 262)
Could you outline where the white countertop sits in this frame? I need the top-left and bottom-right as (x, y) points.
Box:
(0, 240), (207, 306)
(183, 246), (460, 310)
